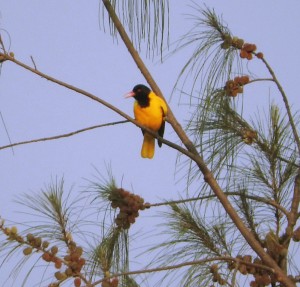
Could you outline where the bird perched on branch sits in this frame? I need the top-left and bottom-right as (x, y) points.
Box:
(125, 84), (168, 159)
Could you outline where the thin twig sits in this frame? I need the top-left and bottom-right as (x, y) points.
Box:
(0, 35), (7, 54)
(259, 56), (300, 155)
(248, 78), (274, 84)
(30, 56), (37, 70)
(0, 121), (129, 151)
(91, 256), (274, 287)
(150, 192), (289, 217)
(231, 261), (239, 287)
(0, 111), (14, 154)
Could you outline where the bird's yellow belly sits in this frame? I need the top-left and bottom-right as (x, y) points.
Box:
(134, 104), (162, 131)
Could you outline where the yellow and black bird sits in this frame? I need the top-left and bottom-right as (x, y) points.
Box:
(126, 84), (168, 159)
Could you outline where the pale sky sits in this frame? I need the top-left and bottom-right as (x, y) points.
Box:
(0, 1), (299, 286)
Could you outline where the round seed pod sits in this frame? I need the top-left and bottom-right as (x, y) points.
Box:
(74, 277), (81, 287)
(23, 247), (33, 256)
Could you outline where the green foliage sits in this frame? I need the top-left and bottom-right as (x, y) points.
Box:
(99, 0), (169, 57)
(88, 226), (130, 284)
(0, 177), (137, 286)
(149, 201), (236, 286)
(171, 4), (241, 96)
(152, 3), (300, 287)
(14, 178), (82, 242)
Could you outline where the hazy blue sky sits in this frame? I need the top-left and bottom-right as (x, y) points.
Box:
(0, 1), (300, 286)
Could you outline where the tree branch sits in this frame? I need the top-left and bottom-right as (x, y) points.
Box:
(101, 0), (197, 154)
(0, 121), (129, 151)
(100, 1), (296, 285)
(283, 168), (300, 246)
(290, 168), (300, 225)
(259, 56), (300, 155)
(92, 256), (274, 287)
(150, 192), (289, 217)
(1, 52), (199, 161)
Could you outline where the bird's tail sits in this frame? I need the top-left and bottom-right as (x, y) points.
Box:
(141, 133), (155, 159)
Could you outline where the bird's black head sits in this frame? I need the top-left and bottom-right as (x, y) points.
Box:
(132, 84), (151, 107)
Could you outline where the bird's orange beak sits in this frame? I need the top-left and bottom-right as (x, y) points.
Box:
(124, 91), (135, 98)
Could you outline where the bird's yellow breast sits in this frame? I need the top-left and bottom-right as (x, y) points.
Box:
(134, 92), (167, 131)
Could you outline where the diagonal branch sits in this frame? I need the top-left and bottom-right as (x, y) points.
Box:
(101, 1), (295, 285)
(1, 52), (197, 160)
(101, 0), (197, 154)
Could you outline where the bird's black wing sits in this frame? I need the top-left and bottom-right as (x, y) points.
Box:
(157, 121), (165, 147)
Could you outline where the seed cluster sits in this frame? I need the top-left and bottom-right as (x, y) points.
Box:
(221, 34), (263, 60)
(228, 255), (273, 287)
(209, 264), (226, 285)
(240, 43), (257, 60)
(23, 232), (85, 287)
(3, 225), (23, 243)
(225, 75), (250, 97)
(241, 129), (257, 145)
(108, 188), (150, 229)
(51, 242), (85, 286)
(101, 277), (119, 287)
(293, 226), (300, 241)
